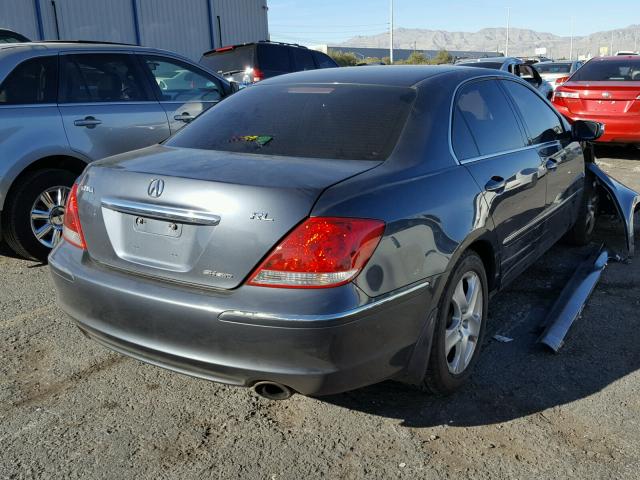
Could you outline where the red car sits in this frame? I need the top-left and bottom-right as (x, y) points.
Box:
(552, 56), (640, 144)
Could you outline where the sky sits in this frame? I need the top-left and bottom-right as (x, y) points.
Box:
(268, 0), (640, 45)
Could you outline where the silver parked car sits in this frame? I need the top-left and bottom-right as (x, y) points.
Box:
(0, 41), (233, 261)
(456, 56), (554, 99)
(535, 61), (584, 90)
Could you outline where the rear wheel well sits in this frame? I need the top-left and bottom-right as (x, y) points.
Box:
(467, 240), (497, 293)
(3, 155), (87, 210)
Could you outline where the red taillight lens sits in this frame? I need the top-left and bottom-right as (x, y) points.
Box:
(248, 217), (385, 288)
(252, 67), (264, 82)
(62, 183), (86, 249)
(555, 76), (570, 85)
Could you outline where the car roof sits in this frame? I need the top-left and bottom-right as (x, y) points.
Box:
(592, 55), (640, 60)
(0, 41), (177, 55)
(259, 65), (513, 88)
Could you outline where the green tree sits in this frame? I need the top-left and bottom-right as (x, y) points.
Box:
(328, 50), (358, 66)
(403, 51), (429, 64)
(428, 49), (454, 65)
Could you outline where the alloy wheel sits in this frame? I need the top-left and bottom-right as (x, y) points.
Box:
(29, 186), (71, 249)
(445, 271), (483, 375)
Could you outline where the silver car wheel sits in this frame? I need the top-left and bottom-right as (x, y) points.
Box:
(445, 271), (483, 375)
(30, 186), (70, 249)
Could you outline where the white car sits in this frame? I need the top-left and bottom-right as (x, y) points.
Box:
(536, 61), (584, 90)
(456, 57), (554, 99)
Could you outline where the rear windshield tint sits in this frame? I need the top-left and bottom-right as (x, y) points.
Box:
(166, 84), (416, 161)
(571, 58), (640, 81)
(535, 63), (571, 74)
(200, 46), (255, 75)
(462, 62), (504, 70)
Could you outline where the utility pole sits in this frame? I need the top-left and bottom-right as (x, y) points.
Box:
(389, 0), (394, 64)
(569, 17), (574, 61)
(505, 7), (511, 57)
(610, 31), (614, 55)
(635, 29), (638, 52)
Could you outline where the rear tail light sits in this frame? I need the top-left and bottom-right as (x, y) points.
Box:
(248, 217), (385, 288)
(62, 183), (86, 250)
(555, 76), (570, 85)
(555, 91), (580, 99)
(252, 67), (264, 82)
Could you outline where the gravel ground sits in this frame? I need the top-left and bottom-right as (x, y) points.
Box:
(1, 147), (639, 479)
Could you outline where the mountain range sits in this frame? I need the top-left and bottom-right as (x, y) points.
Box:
(341, 25), (640, 58)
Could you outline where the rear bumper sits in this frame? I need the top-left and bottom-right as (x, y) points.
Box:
(555, 106), (640, 143)
(49, 242), (439, 395)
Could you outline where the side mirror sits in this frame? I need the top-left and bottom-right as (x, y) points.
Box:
(572, 120), (605, 141)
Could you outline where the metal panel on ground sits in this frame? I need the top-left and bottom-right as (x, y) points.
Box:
(0, 0), (40, 40)
(213, 0), (269, 48)
(48, 0), (136, 43)
(137, 0), (211, 59)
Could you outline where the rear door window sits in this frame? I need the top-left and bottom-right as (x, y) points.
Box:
(453, 80), (525, 158)
(501, 80), (564, 144)
(166, 84), (416, 161)
(0, 56), (58, 104)
(292, 49), (316, 71)
(141, 55), (223, 102)
(60, 53), (150, 103)
(257, 44), (291, 72)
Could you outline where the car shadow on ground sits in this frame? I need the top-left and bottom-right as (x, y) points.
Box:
(321, 217), (640, 428)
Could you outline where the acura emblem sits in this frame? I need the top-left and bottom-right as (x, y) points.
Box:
(602, 91), (611, 98)
(147, 179), (165, 198)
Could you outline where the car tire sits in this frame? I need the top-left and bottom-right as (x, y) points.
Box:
(2, 169), (77, 262)
(565, 176), (598, 246)
(423, 251), (488, 395)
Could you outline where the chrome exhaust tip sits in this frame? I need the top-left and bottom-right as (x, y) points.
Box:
(252, 381), (293, 400)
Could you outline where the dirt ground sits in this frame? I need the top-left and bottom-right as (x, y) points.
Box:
(1, 146), (639, 479)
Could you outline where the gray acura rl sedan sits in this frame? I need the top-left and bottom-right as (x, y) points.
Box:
(49, 66), (602, 399)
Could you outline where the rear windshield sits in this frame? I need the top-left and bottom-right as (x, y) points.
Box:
(462, 62), (503, 70)
(571, 58), (640, 81)
(166, 84), (416, 161)
(535, 63), (571, 74)
(200, 45), (255, 75)
(0, 32), (27, 43)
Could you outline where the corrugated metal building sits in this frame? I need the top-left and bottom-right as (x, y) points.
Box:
(1, 0), (269, 60)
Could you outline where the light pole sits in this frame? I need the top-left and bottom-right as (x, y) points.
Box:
(389, 0), (394, 64)
(569, 17), (574, 61)
(610, 31), (614, 55)
(505, 7), (511, 56)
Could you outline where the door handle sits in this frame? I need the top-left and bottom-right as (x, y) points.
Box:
(73, 116), (102, 128)
(174, 112), (194, 123)
(485, 176), (506, 193)
(545, 159), (558, 172)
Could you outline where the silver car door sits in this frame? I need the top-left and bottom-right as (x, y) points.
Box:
(58, 52), (170, 161)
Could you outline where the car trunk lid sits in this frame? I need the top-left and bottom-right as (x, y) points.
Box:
(559, 81), (640, 115)
(77, 145), (380, 289)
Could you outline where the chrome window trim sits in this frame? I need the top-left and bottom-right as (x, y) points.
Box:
(57, 100), (160, 106)
(0, 103), (58, 108)
(448, 75), (568, 166)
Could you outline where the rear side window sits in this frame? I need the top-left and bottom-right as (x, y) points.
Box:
(461, 62), (503, 70)
(571, 58), (640, 81)
(292, 48), (316, 71)
(501, 81), (564, 145)
(166, 84), (416, 161)
(141, 55), (222, 103)
(313, 51), (337, 69)
(453, 80), (524, 158)
(452, 106), (480, 160)
(257, 44), (291, 72)
(60, 54), (149, 103)
(0, 56), (58, 105)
